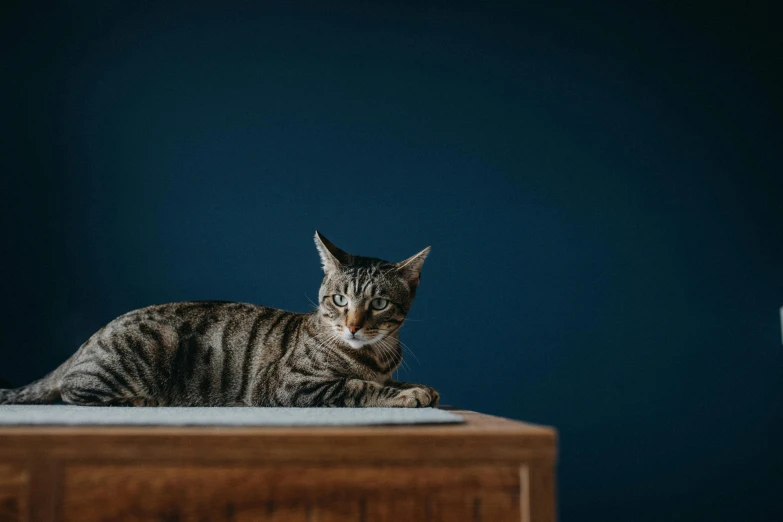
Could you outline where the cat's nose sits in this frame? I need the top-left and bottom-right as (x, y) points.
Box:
(347, 325), (361, 334)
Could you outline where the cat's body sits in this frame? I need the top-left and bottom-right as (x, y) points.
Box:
(0, 233), (439, 408)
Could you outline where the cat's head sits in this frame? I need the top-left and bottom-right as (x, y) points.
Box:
(314, 231), (429, 349)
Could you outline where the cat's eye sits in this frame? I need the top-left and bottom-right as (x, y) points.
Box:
(332, 295), (348, 307)
(370, 298), (388, 310)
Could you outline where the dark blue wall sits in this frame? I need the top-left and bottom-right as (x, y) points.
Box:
(2, 2), (781, 520)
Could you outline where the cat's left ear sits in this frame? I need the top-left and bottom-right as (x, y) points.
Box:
(314, 231), (353, 273)
(395, 246), (430, 287)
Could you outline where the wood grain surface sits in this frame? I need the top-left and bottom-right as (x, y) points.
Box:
(0, 410), (557, 522)
(0, 464), (27, 522)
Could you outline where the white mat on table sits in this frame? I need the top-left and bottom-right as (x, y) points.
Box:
(0, 405), (463, 427)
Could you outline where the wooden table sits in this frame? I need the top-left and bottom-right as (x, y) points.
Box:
(0, 410), (557, 521)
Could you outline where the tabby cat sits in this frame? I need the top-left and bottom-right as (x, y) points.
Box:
(0, 232), (439, 407)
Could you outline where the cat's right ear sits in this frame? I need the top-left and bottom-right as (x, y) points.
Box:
(314, 231), (352, 273)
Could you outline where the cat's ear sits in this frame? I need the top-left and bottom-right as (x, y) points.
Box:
(395, 246), (430, 287)
(314, 231), (352, 272)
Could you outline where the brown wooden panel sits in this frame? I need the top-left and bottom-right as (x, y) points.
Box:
(529, 462), (557, 522)
(310, 500), (363, 522)
(63, 465), (521, 522)
(0, 464), (28, 522)
(417, 489), (521, 522)
(233, 501), (310, 522)
(364, 493), (430, 522)
(232, 499), (363, 522)
(476, 490), (521, 522)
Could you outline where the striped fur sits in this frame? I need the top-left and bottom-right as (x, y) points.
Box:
(0, 232), (439, 407)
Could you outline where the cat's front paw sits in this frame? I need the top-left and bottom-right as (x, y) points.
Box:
(392, 386), (440, 408)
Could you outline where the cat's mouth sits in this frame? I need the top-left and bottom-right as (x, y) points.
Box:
(341, 333), (379, 349)
(343, 338), (369, 349)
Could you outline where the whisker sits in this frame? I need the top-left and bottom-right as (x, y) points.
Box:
(310, 332), (345, 366)
(379, 336), (409, 374)
(374, 337), (392, 372)
(398, 339), (421, 366)
(304, 293), (319, 310)
(376, 341), (392, 372)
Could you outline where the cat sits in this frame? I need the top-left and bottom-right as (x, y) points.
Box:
(0, 232), (440, 407)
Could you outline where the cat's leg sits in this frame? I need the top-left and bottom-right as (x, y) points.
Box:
(60, 368), (147, 406)
(296, 378), (439, 408)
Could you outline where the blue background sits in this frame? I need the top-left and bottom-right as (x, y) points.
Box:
(2, 2), (781, 520)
